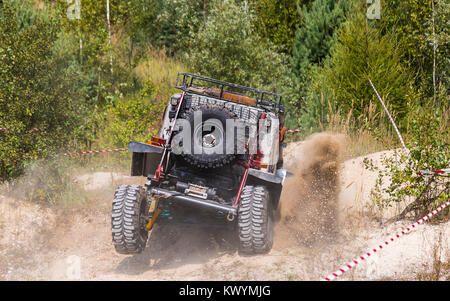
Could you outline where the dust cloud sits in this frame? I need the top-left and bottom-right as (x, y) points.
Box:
(274, 132), (344, 249)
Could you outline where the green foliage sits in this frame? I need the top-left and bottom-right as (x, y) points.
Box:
(0, 1), (87, 179)
(297, 3), (415, 133)
(323, 8), (414, 119)
(102, 81), (165, 147)
(185, 0), (289, 93)
(365, 104), (449, 220)
(146, 0), (208, 54)
(96, 0), (209, 56)
(425, 0), (450, 106)
(248, 0), (306, 53)
(288, 0), (353, 128)
(291, 0), (353, 82)
(297, 70), (337, 132)
(381, 0), (449, 99)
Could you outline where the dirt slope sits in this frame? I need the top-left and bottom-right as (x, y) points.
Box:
(0, 135), (448, 281)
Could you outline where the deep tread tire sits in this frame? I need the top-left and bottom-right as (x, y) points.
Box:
(111, 185), (149, 254)
(238, 185), (274, 255)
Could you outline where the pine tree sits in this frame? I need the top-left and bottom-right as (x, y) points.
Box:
(322, 5), (414, 120)
(291, 0), (353, 85)
(287, 0), (353, 127)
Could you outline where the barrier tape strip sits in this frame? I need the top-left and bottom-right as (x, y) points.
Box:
(322, 200), (450, 281)
(369, 79), (409, 155)
(3, 121), (447, 177)
(417, 169), (450, 176)
(369, 79), (448, 177)
(63, 148), (128, 156)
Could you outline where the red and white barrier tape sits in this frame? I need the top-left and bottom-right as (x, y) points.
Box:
(63, 148), (128, 156)
(322, 200), (450, 281)
(369, 79), (410, 155)
(369, 79), (449, 177)
(3, 122), (447, 177)
(417, 169), (450, 176)
(286, 129), (301, 133)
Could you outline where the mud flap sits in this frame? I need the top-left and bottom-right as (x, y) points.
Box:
(129, 142), (164, 177)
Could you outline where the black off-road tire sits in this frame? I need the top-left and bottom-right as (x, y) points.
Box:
(111, 185), (149, 254)
(238, 185), (274, 255)
(179, 104), (242, 169)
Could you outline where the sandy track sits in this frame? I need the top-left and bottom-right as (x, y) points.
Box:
(0, 138), (448, 281)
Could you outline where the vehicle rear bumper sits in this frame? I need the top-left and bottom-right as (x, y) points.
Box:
(150, 187), (238, 216)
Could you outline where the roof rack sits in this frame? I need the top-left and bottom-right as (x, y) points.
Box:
(175, 73), (283, 112)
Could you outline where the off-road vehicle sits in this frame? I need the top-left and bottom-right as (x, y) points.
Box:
(111, 73), (288, 255)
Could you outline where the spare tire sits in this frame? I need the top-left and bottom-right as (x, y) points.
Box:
(179, 104), (242, 169)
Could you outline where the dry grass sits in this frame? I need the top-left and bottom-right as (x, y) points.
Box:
(416, 231), (450, 281)
(134, 48), (186, 102)
(286, 92), (401, 160)
(315, 96), (399, 160)
(90, 48), (187, 151)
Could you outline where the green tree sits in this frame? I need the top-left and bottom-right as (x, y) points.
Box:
(380, 0), (449, 101)
(248, 0), (309, 53)
(0, 0), (87, 179)
(323, 7), (414, 119)
(291, 0), (353, 87)
(295, 2), (416, 132)
(185, 0), (289, 92)
(287, 0), (353, 128)
(149, 0), (209, 54)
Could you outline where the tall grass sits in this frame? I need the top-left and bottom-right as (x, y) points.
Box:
(92, 48), (187, 157)
(134, 47), (186, 103)
(299, 92), (400, 159)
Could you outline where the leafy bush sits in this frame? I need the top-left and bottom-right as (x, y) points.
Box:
(102, 81), (164, 147)
(365, 104), (449, 221)
(0, 1), (87, 180)
(248, 0), (303, 53)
